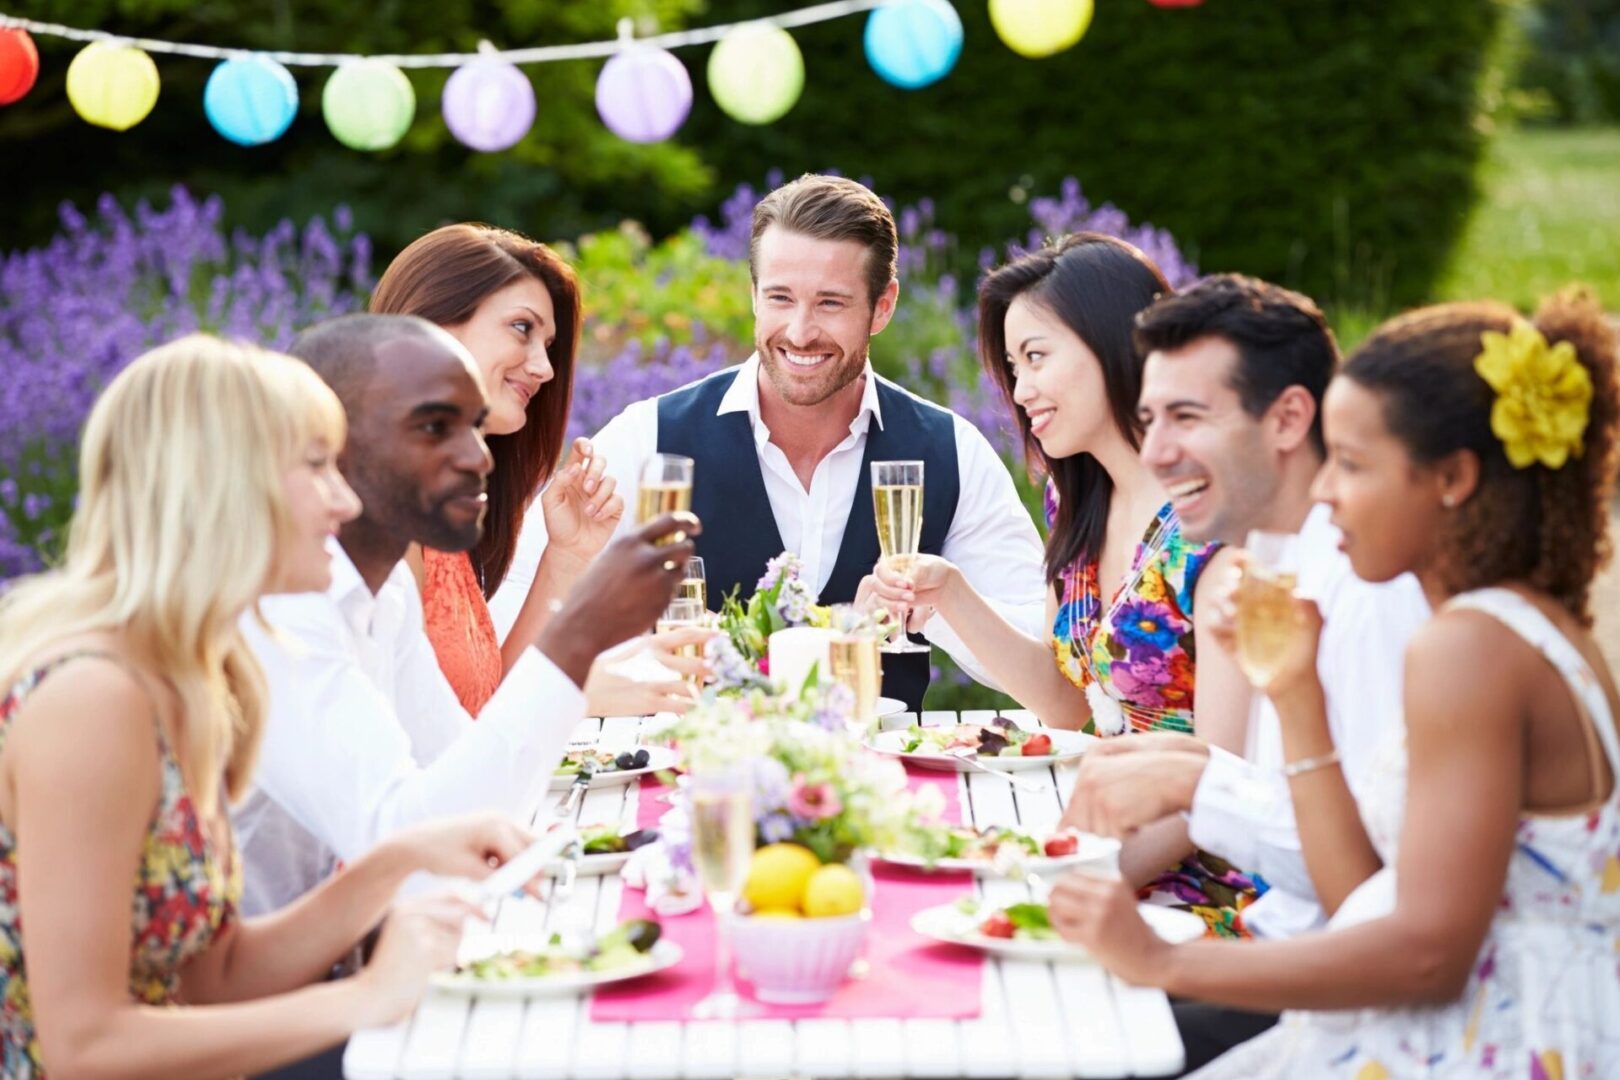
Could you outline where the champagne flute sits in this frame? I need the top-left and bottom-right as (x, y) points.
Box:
(678, 556), (708, 610)
(827, 603), (882, 735)
(656, 597), (708, 685)
(638, 454), (694, 544)
(688, 759), (755, 1020)
(1235, 530), (1302, 686)
(871, 460), (930, 654)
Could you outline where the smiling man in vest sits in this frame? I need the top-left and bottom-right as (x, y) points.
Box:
(500, 174), (1045, 710)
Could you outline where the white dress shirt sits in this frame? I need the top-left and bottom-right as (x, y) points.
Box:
(1185, 503), (1431, 939)
(496, 355), (1047, 688)
(234, 544), (586, 915)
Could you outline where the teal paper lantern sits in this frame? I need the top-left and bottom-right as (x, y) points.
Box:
(205, 56), (298, 146)
(864, 0), (963, 90)
(322, 59), (415, 151)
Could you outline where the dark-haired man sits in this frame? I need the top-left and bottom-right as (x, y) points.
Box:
(1052, 275), (1429, 1071)
(235, 313), (697, 917)
(499, 174), (1045, 711)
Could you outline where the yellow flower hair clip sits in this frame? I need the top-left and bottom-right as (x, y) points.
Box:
(1472, 321), (1593, 470)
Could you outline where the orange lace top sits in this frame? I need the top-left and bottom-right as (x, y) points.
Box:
(421, 548), (503, 715)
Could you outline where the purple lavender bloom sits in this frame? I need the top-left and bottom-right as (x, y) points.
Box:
(0, 187), (372, 580)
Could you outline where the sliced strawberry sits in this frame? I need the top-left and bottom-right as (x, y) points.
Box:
(980, 911), (1016, 939)
(1043, 833), (1079, 858)
(1021, 733), (1053, 757)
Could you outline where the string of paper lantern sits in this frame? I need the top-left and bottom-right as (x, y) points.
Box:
(0, 1), (1200, 148)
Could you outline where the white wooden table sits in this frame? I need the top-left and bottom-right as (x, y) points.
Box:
(345, 710), (1184, 1079)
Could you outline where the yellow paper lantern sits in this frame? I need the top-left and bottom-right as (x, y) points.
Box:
(707, 24), (804, 126)
(66, 42), (160, 131)
(988, 0), (1095, 59)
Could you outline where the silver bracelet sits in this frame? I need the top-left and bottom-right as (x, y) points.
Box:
(1282, 749), (1341, 778)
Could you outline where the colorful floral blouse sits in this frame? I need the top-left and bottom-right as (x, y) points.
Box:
(1048, 487), (1215, 735)
(0, 652), (241, 1079)
(1046, 483), (1264, 937)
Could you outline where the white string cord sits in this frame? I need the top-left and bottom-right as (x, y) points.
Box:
(0, 1), (888, 67)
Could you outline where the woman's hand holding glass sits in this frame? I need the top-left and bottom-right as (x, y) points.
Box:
(857, 553), (960, 634)
(541, 436), (624, 564)
(1212, 534), (1324, 701)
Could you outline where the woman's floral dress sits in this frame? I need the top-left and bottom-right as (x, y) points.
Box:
(0, 652), (241, 1078)
(1192, 588), (1620, 1078)
(1047, 484), (1265, 937)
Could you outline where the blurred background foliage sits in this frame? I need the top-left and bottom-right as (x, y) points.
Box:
(3, 0), (1617, 706)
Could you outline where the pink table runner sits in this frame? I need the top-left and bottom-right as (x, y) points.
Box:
(590, 769), (983, 1021)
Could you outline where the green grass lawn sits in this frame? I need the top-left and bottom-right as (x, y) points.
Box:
(1436, 126), (1620, 310)
(1328, 124), (1620, 349)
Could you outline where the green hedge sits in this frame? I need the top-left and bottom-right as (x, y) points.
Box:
(1515, 0), (1620, 123)
(678, 0), (1513, 309)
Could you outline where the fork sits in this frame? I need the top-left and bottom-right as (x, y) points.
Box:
(945, 746), (1049, 793)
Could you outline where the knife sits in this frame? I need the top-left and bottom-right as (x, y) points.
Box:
(462, 824), (578, 907)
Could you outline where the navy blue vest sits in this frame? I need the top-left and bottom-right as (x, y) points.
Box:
(656, 368), (960, 711)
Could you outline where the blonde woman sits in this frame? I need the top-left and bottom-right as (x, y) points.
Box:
(0, 336), (536, 1078)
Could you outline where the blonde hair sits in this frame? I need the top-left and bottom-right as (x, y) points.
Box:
(0, 335), (346, 816)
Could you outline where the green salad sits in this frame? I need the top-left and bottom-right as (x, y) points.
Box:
(458, 919), (662, 980)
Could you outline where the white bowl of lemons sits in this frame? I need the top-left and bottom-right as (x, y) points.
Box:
(726, 843), (872, 1004)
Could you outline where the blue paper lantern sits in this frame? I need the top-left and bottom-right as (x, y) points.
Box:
(205, 56), (298, 146)
(864, 0), (964, 90)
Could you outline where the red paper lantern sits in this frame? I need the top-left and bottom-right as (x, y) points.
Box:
(0, 28), (40, 106)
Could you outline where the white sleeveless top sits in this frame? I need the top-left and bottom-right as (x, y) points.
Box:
(1193, 588), (1620, 1079)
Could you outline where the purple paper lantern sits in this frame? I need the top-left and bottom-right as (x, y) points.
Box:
(442, 56), (536, 152)
(595, 46), (692, 144)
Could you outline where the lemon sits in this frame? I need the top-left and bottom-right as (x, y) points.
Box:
(749, 907), (804, 920)
(802, 863), (865, 918)
(742, 843), (821, 913)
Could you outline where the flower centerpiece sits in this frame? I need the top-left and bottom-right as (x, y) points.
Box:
(638, 679), (925, 1002)
(707, 553), (893, 703)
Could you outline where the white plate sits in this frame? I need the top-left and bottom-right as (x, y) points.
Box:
(548, 745), (679, 791)
(874, 832), (1121, 876)
(865, 724), (1091, 772)
(911, 902), (1204, 962)
(430, 939), (682, 997)
(875, 696), (907, 718)
(545, 846), (641, 877)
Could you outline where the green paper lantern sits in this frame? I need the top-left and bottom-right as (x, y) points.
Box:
(322, 59), (415, 151)
(66, 42), (160, 131)
(988, 0), (1095, 59)
(707, 24), (804, 126)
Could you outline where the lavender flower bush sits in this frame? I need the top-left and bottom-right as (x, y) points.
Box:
(0, 189), (373, 578)
(1, 175), (1199, 645)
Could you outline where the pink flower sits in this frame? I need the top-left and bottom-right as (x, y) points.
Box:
(757, 655), (771, 676)
(787, 774), (842, 820)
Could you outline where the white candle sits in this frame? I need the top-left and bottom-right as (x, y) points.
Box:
(768, 626), (835, 698)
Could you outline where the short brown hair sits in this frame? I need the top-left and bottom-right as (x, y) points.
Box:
(750, 174), (898, 305)
(1343, 290), (1618, 625)
(370, 223), (581, 599)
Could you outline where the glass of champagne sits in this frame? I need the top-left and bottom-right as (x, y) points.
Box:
(688, 758), (755, 1020)
(827, 604), (882, 735)
(656, 597), (708, 685)
(678, 556), (708, 610)
(871, 460), (930, 654)
(637, 453), (694, 544)
(1235, 530), (1302, 687)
